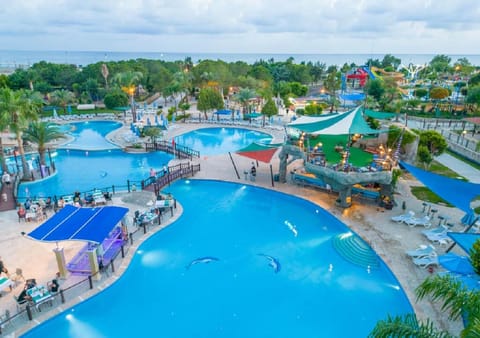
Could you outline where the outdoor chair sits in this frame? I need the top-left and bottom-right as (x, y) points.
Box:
(391, 211), (415, 223)
(412, 253), (438, 269)
(421, 225), (448, 238)
(404, 215), (432, 228)
(0, 309), (12, 330)
(405, 244), (436, 258)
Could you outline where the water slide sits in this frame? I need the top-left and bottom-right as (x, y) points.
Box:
(362, 67), (376, 80)
(370, 67), (404, 82)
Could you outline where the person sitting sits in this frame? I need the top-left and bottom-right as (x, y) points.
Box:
(25, 279), (37, 290)
(24, 199), (32, 210)
(16, 288), (32, 304)
(45, 196), (52, 210)
(57, 197), (65, 209)
(47, 278), (60, 293)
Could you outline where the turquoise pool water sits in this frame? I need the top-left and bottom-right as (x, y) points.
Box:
(59, 121), (121, 150)
(174, 127), (273, 155)
(22, 180), (413, 337)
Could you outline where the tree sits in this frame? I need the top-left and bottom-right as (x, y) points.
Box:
(370, 274), (480, 337)
(50, 89), (76, 115)
(417, 145), (433, 169)
(419, 130), (448, 156)
(304, 102), (323, 115)
(103, 89), (128, 109)
(0, 88), (42, 179)
(429, 55), (452, 73)
(261, 97), (278, 126)
(381, 54), (402, 70)
(466, 86), (480, 106)
(112, 71), (143, 122)
(413, 88), (428, 99)
(142, 126), (162, 142)
(234, 88), (256, 117)
(429, 87), (450, 101)
(470, 240), (480, 274)
(23, 121), (66, 166)
(323, 71), (341, 112)
(365, 78), (385, 103)
(178, 102), (191, 122)
(197, 87), (224, 120)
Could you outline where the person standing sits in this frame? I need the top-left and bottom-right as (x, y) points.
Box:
(250, 163), (256, 182)
(150, 168), (156, 178)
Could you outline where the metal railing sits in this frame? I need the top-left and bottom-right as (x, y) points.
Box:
(0, 201), (179, 336)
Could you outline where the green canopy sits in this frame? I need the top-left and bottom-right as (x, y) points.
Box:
(288, 106), (383, 135)
(244, 113), (262, 119)
(363, 109), (396, 120)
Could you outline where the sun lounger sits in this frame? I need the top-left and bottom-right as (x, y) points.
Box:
(405, 244), (436, 258)
(391, 211), (415, 223)
(421, 225), (448, 237)
(404, 215), (432, 228)
(412, 254), (438, 269)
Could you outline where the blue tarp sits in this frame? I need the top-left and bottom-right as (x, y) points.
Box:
(27, 205), (129, 244)
(448, 232), (480, 254)
(400, 161), (480, 214)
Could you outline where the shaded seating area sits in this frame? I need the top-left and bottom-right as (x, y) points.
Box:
(26, 205), (129, 277)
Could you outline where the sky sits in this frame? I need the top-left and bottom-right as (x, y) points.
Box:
(0, 0), (479, 54)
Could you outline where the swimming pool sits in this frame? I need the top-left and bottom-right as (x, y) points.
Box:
(174, 127), (273, 155)
(59, 121), (122, 150)
(19, 149), (173, 200)
(17, 124), (274, 200)
(22, 180), (413, 338)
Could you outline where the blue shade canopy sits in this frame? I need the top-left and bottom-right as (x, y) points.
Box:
(438, 252), (475, 275)
(27, 205), (129, 244)
(214, 109), (232, 115)
(448, 232), (480, 255)
(400, 161), (480, 214)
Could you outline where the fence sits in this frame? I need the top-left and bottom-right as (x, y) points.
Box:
(144, 141), (200, 161)
(0, 200), (179, 336)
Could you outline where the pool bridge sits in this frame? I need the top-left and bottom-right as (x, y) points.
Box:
(145, 141), (200, 160)
(142, 162), (201, 195)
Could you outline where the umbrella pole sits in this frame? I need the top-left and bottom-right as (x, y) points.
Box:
(270, 164), (274, 187)
(228, 152), (241, 179)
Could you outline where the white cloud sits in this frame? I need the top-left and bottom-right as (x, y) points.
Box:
(0, 0), (478, 54)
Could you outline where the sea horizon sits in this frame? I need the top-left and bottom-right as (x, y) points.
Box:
(0, 49), (479, 70)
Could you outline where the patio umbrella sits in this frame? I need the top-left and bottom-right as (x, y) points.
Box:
(438, 253), (475, 275)
(440, 272), (480, 291)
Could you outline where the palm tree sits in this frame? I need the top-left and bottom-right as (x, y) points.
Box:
(112, 71), (143, 122)
(23, 121), (66, 167)
(0, 100), (10, 172)
(0, 88), (42, 179)
(50, 89), (76, 115)
(323, 71), (341, 113)
(234, 88), (256, 118)
(369, 274), (480, 337)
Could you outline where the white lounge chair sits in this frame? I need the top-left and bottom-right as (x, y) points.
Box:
(413, 254), (438, 269)
(425, 232), (452, 246)
(421, 225), (448, 237)
(405, 215), (432, 228)
(405, 244), (436, 258)
(391, 211), (415, 223)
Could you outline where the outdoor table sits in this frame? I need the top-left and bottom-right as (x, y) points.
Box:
(26, 286), (52, 311)
(438, 215), (445, 226)
(155, 199), (172, 209)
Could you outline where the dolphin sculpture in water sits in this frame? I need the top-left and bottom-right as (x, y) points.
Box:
(258, 254), (281, 273)
(185, 256), (219, 269)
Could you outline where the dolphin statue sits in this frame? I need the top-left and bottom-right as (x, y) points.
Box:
(258, 254), (281, 273)
(186, 256), (219, 269)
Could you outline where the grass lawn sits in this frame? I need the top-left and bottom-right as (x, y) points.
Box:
(308, 134), (373, 167)
(427, 161), (467, 180)
(410, 186), (453, 207)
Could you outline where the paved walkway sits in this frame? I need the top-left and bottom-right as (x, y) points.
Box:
(436, 153), (480, 183)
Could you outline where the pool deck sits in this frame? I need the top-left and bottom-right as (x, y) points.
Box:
(2, 118), (478, 335)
